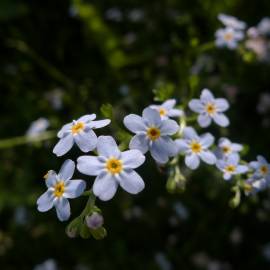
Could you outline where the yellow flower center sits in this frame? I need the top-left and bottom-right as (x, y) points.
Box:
(71, 122), (85, 135)
(54, 181), (65, 198)
(225, 165), (236, 173)
(190, 141), (202, 154)
(224, 32), (233, 41)
(147, 127), (161, 141)
(159, 108), (167, 117)
(106, 158), (123, 175)
(205, 103), (216, 115)
(260, 165), (268, 175)
(222, 146), (231, 155)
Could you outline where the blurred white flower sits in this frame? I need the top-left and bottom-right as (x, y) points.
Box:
(258, 17), (270, 35)
(26, 118), (50, 137)
(33, 259), (57, 270)
(218, 14), (246, 30)
(215, 27), (244, 50)
(155, 252), (172, 270)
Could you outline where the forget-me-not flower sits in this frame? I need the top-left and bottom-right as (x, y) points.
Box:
(149, 99), (183, 120)
(189, 88), (230, 128)
(77, 136), (145, 201)
(124, 108), (179, 164)
(218, 14), (246, 30)
(216, 154), (248, 180)
(53, 114), (110, 157)
(37, 160), (86, 221)
(249, 155), (270, 181)
(215, 137), (243, 159)
(215, 27), (244, 50)
(175, 127), (216, 170)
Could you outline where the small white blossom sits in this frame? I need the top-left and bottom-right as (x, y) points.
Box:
(189, 89), (230, 128)
(215, 137), (243, 159)
(258, 17), (270, 35)
(53, 114), (110, 157)
(77, 136), (145, 201)
(33, 259), (58, 270)
(124, 108), (179, 164)
(215, 27), (244, 49)
(37, 160), (86, 221)
(175, 127), (216, 170)
(149, 99), (183, 120)
(249, 155), (270, 181)
(218, 14), (246, 30)
(216, 154), (248, 180)
(26, 117), (49, 137)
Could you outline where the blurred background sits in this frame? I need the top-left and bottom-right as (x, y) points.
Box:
(1, 0), (270, 269)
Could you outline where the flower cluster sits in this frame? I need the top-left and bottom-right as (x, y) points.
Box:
(37, 88), (269, 239)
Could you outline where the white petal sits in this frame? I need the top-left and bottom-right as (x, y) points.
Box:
(258, 155), (268, 165)
(55, 198), (71, 221)
(213, 113), (229, 127)
(59, 159), (75, 181)
(188, 99), (204, 113)
(74, 130), (97, 152)
(160, 119), (179, 135)
(200, 133), (215, 148)
(183, 127), (198, 140)
(78, 114), (96, 123)
(162, 99), (176, 109)
(175, 139), (189, 153)
(215, 98), (229, 112)
(121, 150), (145, 169)
(231, 143), (243, 152)
(93, 173), (118, 201)
(200, 89), (215, 102)
(185, 154), (200, 170)
(142, 108), (161, 126)
(97, 136), (120, 158)
(199, 151), (216, 165)
(64, 180), (86, 198)
(236, 165), (249, 174)
(45, 171), (57, 188)
(123, 114), (147, 133)
(224, 173), (232, 180)
(77, 156), (104, 176)
(53, 134), (74, 157)
(129, 134), (149, 154)
(37, 191), (54, 212)
(198, 114), (212, 128)
(88, 119), (111, 129)
(167, 109), (183, 117)
(227, 153), (240, 165)
(119, 170), (145, 194)
(57, 123), (72, 138)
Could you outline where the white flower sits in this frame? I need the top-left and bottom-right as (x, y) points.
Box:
(37, 160), (86, 221)
(215, 27), (244, 50)
(218, 14), (246, 30)
(249, 155), (270, 181)
(77, 136), (145, 201)
(245, 177), (269, 195)
(189, 89), (230, 127)
(124, 108), (179, 164)
(215, 137), (243, 159)
(258, 17), (270, 35)
(33, 259), (58, 270)
(175, 127), (216, 170)
(53, 114), (110, 157)
(26, 117), (50, 137)
(216, 154), (248, 180)
(149, 99), (183, 120)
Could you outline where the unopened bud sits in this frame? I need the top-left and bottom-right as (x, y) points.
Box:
(85, 212), (104, 229)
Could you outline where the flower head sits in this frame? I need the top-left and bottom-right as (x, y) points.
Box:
(37, 160), (86, 221)
(124, 108), (179, 164)
(244, 177), (269, 195)
(26, 117), (50, 137)
(215, 137), (243, 159)
(53, 114), (111, 157)
(249, 155), (270, 181)
(215, 27), (244, 50)
(175, 127), (216, 170)
(216, 154), (248, 180)
(218, 14), (246, 30)
(77, 136), (145, 201)
(149, 99), (183, 120)
(189, 89), (230, 127)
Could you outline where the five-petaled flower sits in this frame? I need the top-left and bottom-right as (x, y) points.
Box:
(216, 154), (248, 180)
(124, 108), (179, 164)
(149, 99), (183, 120)
(175, 127), (216, 170)
(249, 155), (270, 181)
(37, 160), (86, 221)
(77, 136), (145, 201)
(189, 89), (230, 128)
(215, 137), (243, 159)
(215, 27), (244, 50)
(53, 114), (111, 157)
(218, 14), (246, 30)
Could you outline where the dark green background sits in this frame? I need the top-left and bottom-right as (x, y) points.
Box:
(1, 0), (270, 269)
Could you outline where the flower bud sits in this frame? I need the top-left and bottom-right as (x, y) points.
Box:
(85, 212), (104, 230)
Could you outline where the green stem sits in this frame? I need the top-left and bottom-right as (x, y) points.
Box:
(80, 190), (96, 219)
(0, 131), (56, 149)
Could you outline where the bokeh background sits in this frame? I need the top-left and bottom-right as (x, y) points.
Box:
(1, 0), (270, 269)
